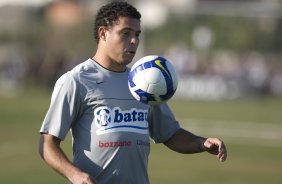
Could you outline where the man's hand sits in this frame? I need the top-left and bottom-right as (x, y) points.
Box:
(203, 138), (227, 162)
(39, 134), (98, 184)
(71, 171), (97, 184)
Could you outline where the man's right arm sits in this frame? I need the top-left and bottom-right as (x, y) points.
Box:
(38, 134), (96, 184)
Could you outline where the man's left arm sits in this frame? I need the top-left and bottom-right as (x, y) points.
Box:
(164, 128), (227, 162)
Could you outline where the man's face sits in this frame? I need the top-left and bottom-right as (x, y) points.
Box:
(104, 16), (141, 68)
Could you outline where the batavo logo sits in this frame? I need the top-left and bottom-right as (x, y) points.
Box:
(94, 106), (149, 135)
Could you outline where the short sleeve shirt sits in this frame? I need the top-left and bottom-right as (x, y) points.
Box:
(40, 59), (180, 184)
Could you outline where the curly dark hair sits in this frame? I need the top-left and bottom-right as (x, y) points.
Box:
(94, 1), (141, 43)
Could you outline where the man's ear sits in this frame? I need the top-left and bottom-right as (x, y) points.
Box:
(98, 27), (107, 41)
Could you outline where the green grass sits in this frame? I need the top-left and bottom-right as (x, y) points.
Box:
(0, 89), (281, 184)
(169, 97), (282, 123)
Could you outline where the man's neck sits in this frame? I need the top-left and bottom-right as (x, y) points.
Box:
(92, 54), (126, 72)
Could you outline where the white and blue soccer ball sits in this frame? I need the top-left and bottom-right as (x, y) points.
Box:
(128, 55), (178, 105)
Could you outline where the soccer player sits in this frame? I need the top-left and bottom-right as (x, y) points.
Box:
(39, 1), (227, 184)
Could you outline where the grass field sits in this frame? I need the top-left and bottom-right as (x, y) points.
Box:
(0, 88), (281, 184)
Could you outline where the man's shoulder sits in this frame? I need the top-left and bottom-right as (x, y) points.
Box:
(64, 58), (105, 90)
(67, 59), (99, 79)
(68, 59), (91, 75)
(54, 59), (92, 85)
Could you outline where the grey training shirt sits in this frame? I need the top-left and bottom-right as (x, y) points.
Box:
(40, 59), (180, 184)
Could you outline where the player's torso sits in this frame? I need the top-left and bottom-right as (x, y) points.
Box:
(71, 59), (151, 183)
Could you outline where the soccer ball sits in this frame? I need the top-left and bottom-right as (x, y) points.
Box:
(128, 55), (178, 105)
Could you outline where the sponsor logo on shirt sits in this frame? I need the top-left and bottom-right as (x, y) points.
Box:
(94, 106), (148, 135)
(136, 140), (150, 147)
(99, 141), (132, 148)
(98, 140), (149, 148)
